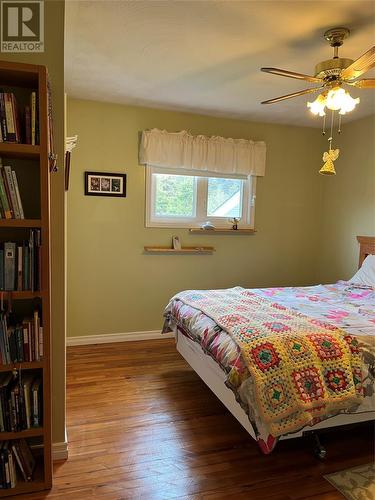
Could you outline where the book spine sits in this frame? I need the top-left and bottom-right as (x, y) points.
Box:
(16, 327), (23, 363)
(0, 171), (11, 219)
(0, 317), (6, 365)
(10, 94), (20, 143)
(23, 383), (31, 429)
(33, 311), (39, 361)
(0, 93), (6, 141)
(22, 324), (29, 362)
(0, 400), (3, 432)
(31, 92), (36, 146)
(23, 244), (29, 291)
(29, 323), (34, 362)
(4, 94), (15, 142)
(32, 387), (38, 427)
(29, 230), (34, 292)
(3, 317), (10, 365)
(17, 439), (34, 480)
(4, 242), (15, 291)
(11, 170), (24, 219)
(0, 195), (4, 218)
(3, 450), (10, 489)
(39, 326), (43, 359)
(25, 105), (31, 144)
(4, 166), (20, 219)
(0, 249), (4, 291)
(8, 450), (15, 488)
(17, 246), (22, 291)
(11, 443), (27, 482)
(9, 391), (16, 432)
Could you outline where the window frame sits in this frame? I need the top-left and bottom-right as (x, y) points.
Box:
(145, 165), (256, 229)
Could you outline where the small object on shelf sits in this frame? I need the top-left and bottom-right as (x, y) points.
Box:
(201, 221), (215, 230)
(229, 217), (240, 230)
(172, 236), (181, 250)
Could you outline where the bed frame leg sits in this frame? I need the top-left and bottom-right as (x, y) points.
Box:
(311, 432), (327, 460)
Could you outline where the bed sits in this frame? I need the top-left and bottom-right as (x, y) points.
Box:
(162, 236), (375, 455)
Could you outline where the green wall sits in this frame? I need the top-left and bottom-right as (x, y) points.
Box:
(0, 0), (66, 444)
(318, 114), (375, 281)
(67, 98), (324, 338)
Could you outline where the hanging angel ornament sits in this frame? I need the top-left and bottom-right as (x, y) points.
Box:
(319, 148), (340, 175)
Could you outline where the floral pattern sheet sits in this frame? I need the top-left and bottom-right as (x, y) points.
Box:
(163, 282), (375, 451)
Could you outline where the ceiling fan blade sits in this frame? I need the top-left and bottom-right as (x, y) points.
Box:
(261, 86), (324, 105)
(351, 78), (375, 89)
(261, 67), (322, 83)
(341, 46), (375, 80)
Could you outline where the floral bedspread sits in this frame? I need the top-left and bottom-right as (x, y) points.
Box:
(163, 282), (375, 452)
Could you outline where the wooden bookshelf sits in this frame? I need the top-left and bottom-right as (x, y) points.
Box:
(0, 219), (42, 228)
(0, 60), (52, 496)
(0, 360), (44, 373)
(0, 143), (40, 159)
(0, 428), (44, 440)
(1, 290), (43, 300)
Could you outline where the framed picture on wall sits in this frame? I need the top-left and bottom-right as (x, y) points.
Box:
(84, 171), (127, 197)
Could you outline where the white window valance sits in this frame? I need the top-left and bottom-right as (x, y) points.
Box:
(139, 128), (266, 177)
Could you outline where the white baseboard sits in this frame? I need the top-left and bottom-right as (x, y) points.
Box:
(52, 441), (68, 461)
(66, 330), (174, 346)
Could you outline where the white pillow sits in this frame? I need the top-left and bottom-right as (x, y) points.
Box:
(350, 254), (375, 287)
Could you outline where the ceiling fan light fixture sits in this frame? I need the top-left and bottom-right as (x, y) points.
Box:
(307, 87), (360, 116)
(307, 92), (327, 116)
(326, 86), (360, 113)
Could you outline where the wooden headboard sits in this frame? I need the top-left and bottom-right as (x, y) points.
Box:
(357, 235), (375, 267)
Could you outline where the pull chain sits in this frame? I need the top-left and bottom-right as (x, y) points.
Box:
(328, 109), (335, 150)
(322, 114), (326, 136)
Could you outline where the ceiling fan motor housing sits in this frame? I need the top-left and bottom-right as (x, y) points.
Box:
(315, 58), (354, 80)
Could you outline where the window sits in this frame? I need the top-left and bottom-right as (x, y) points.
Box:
(146, 166), (256, 228)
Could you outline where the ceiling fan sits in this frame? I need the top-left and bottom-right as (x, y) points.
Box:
(260, 27), (375, 111)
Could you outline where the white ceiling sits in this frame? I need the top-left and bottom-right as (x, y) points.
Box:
(65, 0), (375, 127)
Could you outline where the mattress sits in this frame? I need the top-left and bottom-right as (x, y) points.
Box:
(163, 282), (375, 446)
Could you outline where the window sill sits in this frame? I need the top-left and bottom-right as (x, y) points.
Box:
(188, 228), (256, 234)
(144, 246), (215, 254)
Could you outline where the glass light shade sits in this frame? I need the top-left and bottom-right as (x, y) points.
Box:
(338, 92), (360, 115)
(307, 93), (327, 116)
(326, 87), (360, 113)
(307, 87), (360, 116)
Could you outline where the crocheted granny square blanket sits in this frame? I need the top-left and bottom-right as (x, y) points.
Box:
(174, 287), (363, 436)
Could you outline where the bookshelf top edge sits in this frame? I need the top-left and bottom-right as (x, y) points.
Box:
(0, 60), (43, 88)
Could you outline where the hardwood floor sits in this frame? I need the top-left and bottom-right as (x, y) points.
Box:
(25, 338), (373, 499)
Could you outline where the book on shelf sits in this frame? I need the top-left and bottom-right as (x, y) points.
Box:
(0, 229), (41, 291)
(0, 159), (25, 220)
(0, 90), (39, 145)
(0, 439), (36, 488)
(0, 370), (42, 432)
(0, 310), (43, 365)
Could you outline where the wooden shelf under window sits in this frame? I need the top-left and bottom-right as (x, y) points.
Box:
(189, 228), (256, 234)
(0, 143), (40, 159)
(144, 246), (215, 254)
